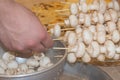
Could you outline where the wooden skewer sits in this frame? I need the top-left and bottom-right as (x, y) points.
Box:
(53, 47), (69, 50)
(54, 55), (64, 58)
(48, 22), (64, 26)
(47, 27), (75, 33)
(55, 9), (69, 12)
(53, 37), (63, 40)
(60, 1), (71, 4)
(61, 27), (75, 31)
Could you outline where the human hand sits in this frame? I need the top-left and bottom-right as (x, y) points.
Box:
(0, 1), (53, 57)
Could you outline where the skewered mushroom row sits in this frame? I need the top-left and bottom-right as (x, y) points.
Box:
(0, 52), (53, 75)
(49, 0), (120, 63)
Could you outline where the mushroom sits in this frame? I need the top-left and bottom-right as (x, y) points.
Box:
(70, 3), (78, 15)
(67, 52), (77, 63)
(82, 29), (93, 45)
(53, 24), (61, 38)
(69, 15), (78, 27)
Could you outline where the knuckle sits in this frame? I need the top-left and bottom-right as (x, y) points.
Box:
(40, 33), (47, 41)
(15, 45), (24, 51)
(27, 40), (36, 47)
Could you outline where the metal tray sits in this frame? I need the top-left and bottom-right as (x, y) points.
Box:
(60, 62), (113, 80)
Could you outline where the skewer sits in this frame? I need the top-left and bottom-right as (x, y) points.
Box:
(47, 27), (75, 33)
(53, 47), (69, 50)
(53, 37), (63, 40)
(48, 22), (64, 26)
(60, 1), (71, 4)
(55, 9), (69, 12)
(52, 34), (111, 41)
(54, 55), (64, 58)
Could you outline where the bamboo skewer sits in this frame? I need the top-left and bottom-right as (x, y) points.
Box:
(55, 9), (69, 12)
(53, 47), (69, 50)
(47, 27), (75, 33)
(60, 1), (71, 4)
(48, 22), (64, 26)
(52, 34), (111, 41)
(54, 55), (64, 58)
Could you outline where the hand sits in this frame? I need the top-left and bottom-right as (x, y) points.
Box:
(0, 1), (53, 56)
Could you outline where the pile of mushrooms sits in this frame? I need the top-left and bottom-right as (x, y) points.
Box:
(50, 0), (120, 63)
(0, 52), (53, 75)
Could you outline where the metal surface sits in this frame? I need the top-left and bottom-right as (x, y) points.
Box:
(0, 41), (67, 80)
(60, 63), (113, 80)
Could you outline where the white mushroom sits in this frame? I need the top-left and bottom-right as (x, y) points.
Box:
(81, 1), (88, 13)
(89, 25), (96, 34)
(97, 54), (105, 62)
(37, 67), (45, 71)
(104, 10), (111, 22)
(75, 26), (82, 34)
(82, 52), (91, 63)
(19, 63), (28, 72)
(67, 52), (76, 63)
(96, 24), (106, 32)
(75, 42), (85, 58)
(0, 59), (7, 70)
(100, 45), (107, 54)
(93, 32), (97, 40)
(0, 66), (5, 74)
(106, 21), (116, 33)
(79, 13), (85, 25)
(98, 12), (104, 24)
(27, 69), (35, 74)
(117, 19), (120, 32)
(70, 3), (78, 15)
(82, 29), (93, 45)
(68, 44), (79, 53)
(86, 44), (93, 55)
(84, 14), (91, 27)
(113, 0), (120, 11)
(91, 41), (100, 58)
(116, 46), (120, 54)
(97, 31), (106, 44)
(33, 53), (42, 61)
(64, 19), (70, 26)
(99, 0), (107, 13)
(107, 0), (114, 9)
(68, 31), (77, 46)
(26, 59), (39, 67)
(54, 24), (61, 38)
(92, 0), (100, 11)
(109, 9), (118, 22)
(91, 11), (98, 24)
(2, 52), (15, 62)
(105, 40), (116, 59)
(6, 69), (16, 75)
(40, 56), (51, 67)
(69, 15), (78, 27)
(8, 61), (18, 69)
(63, 31), (71, 42)
(113, 54), (120, 60)
(49, 28), (54, 35)
(111, 30), (120, 43)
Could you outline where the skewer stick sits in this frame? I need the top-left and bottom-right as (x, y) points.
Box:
(53, 37), (63, 40)
(61, 27), (75, 31)
(53, 47), (69, 50)
(55, 9), (69, 12)
(60, 1), (71, 4)
(52, 34), (111, 41)
(54, 55), (64, 58)
(47, 27), (75, 33)
(48, 22), (64, 26)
